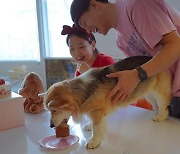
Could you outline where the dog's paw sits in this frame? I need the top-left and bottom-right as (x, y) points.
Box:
(152, 114), (167, 122)
(83, 122), (92, 131)
(86, 138), (101, 149)
(153, 109), (168, 122)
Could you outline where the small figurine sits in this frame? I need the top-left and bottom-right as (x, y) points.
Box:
(18, 72), (44, 114)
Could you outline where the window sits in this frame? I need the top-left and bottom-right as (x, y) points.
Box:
(0, 0), (73, 61)
(46, 0), (73, 57)
(0, 0), (40, 61)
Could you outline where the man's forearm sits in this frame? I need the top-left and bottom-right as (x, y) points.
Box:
(141, 31), (180, 77)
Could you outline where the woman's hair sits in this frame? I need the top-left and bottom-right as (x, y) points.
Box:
(70, 0), (108, 26)
(61, 24), (99, 54)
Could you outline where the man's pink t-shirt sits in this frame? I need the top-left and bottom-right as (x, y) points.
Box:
(115, 0), (180, 96)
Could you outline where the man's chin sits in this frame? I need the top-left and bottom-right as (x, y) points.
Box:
(99, 31), (108, 35)
(98, 29), (109, 35)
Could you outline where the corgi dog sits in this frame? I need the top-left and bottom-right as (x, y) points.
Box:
(43, 56), (172, 149)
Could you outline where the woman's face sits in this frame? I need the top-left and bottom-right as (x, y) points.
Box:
(68, 35), (96, 65)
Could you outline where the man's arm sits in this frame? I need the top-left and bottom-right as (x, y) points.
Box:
(106, 30), (180, 104)
(141, 30), (180, 77)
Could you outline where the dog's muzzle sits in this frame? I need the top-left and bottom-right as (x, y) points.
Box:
(50, 121), (55, 128)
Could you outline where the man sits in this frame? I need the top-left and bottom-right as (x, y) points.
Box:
(70, 0), (180, 117)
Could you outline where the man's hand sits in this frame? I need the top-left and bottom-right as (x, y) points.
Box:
(106, 69), (140, 105)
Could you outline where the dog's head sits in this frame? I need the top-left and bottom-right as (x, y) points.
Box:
(44, 80), (78, 127)
(48, 101), (71, 128)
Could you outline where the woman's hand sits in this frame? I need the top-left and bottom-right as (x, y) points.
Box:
(106, 69), (140, 105)
(77, 62), (90, 74)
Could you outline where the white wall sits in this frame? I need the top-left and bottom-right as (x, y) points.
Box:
(0, 0), (179, 91)
(166, 0), (180, 8)
(95, 29), (126, 59)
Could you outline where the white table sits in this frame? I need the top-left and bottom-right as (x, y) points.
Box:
(0, 106), (180, 154)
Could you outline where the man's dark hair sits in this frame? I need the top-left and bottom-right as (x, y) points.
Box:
(70, 0), (108, 26)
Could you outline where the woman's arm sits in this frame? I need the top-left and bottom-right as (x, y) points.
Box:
(77, 62), (90, 74)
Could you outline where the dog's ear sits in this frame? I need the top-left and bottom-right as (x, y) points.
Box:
(47, 99), (69, 110)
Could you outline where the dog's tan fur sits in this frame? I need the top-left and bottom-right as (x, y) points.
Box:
(44, 56), (172, 149)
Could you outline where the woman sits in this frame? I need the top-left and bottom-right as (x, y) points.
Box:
(61, 24), (115, 77)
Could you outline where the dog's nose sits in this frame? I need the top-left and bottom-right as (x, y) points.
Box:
(50, 123), (55, 128)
